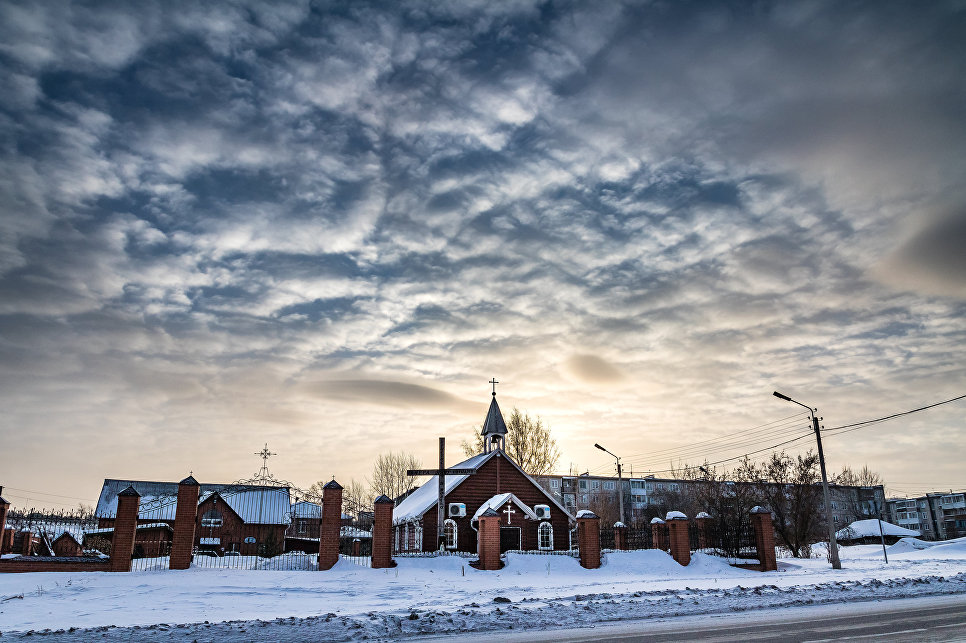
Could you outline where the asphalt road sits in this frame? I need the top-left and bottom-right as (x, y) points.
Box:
(440, 593), (966, 642)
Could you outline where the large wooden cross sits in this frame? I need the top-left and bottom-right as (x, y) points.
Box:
(407, 437), (476, 549)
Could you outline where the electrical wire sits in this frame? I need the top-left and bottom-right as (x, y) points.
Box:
(824, 394), (966, 434)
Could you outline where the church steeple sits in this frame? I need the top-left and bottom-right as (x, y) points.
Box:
(481, 378), (508, 454)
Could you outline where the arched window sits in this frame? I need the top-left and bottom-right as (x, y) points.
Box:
(444, 519), (458, 549)
(415, 524), (423, 551)
(538, 522), (554, 550)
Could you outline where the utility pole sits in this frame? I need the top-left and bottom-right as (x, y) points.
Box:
(774, 391), (842, 569)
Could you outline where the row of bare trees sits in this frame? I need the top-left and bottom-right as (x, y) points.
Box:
(583, 452), (884, 558)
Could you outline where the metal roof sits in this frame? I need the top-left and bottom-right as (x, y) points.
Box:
(481, 395), (508, 437)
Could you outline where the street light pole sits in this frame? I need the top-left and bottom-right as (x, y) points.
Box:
(594, 443), (625, 525)
(773, 391), (842, 569)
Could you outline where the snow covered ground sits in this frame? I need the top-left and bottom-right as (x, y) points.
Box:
(1, 538), (965, 641)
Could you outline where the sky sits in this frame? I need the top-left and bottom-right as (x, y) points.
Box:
(1, 0), (964, 509)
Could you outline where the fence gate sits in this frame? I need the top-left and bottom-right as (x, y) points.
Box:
(128, 495), (174, 571)
(191, 485), (313, 571)
(340, 495), (374, 567)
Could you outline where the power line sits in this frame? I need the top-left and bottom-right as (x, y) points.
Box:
(824, 394), (966, 434)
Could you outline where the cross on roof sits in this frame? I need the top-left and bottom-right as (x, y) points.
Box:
(489, 377), (499, 396)
(503, 505), (516, 524)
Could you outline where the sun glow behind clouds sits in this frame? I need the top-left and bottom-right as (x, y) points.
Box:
(0, 0), (964, 504)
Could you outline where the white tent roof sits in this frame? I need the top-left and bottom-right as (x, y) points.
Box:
(836, 519), (920, 539)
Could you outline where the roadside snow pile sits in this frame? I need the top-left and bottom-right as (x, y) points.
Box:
(3, 544), (966, 640)
(835, 519), (919, 540)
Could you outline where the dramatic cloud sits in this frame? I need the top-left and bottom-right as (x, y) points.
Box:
(1, 0), (964, 505)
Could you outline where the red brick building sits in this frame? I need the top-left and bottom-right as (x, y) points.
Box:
(393, 393), (574, 553)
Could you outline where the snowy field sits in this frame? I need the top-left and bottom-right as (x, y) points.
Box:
(1, 538), (965, 641)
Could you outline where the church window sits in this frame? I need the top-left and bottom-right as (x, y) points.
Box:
(201, 509), (223, 528)
(415, 524), (423, 551)
(538, 522), (554, 550)
(395, 527), (400, 552)
(403, 523), (410, 551)
(444, 519), (458, 549)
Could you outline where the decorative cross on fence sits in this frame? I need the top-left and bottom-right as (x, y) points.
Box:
(407, 437), (476, 549)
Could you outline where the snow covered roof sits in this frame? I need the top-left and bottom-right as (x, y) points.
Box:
(95, 479), (291, 525)
(836, 519), (920, 540)
(470, 493), (538, 522)
(393, 452), (491, 523)
(341, 526), (372, 539)
(392, 451), (574, 524)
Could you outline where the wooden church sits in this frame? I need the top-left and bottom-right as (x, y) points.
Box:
(392, 391), (574, 553)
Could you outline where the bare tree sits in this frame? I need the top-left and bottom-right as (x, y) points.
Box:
(306, 478), (371, 511)
(461, 407), (560, 476)
(749, 451), (824, 558)
(369, 452), (424, 503)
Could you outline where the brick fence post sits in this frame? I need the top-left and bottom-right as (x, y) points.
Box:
(371, 495), (395, 569)
(666, 512), (691, 566)
(0, 492), (8, 554)
(21, 530), (33, 556)
(695, 511), (711, 550)
(318, 480), (343, 571)
(577, 512), (601, 569)
(613, 522), (628, 551)
(751, 506), (778, 571)
(476, 508), (502, 570)
(110, 486), (140, 572)
(651, 517), (667, 551)
(169, 475), (200, 570)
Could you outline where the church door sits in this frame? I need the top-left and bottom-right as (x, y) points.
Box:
(500, 527), (521, 553)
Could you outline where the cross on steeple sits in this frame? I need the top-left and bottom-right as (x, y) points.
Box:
(489, 377), (499, 396)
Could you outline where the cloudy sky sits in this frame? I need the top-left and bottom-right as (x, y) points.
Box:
(1, 0), (964, 508)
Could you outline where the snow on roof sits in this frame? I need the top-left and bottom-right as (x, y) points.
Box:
(470, 493), (538, 522)
(393, 452), (491, 523)
(665, 511), (687, 520)
(836, 519), (920, 540)
(341, 526), (372, 539)
(393, 451), (575, 524)
(96, 479), (291, 525)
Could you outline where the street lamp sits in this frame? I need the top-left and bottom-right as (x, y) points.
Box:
(773, 391), (842, 569)
(594, 443), (625, 525)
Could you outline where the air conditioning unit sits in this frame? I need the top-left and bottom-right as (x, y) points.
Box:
(534, 504), (551, 519)
(448, 502), (466, 517)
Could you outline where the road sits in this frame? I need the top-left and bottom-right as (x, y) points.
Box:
(431, 594), (966, 642)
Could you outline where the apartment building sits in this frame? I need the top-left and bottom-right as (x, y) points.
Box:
(888, 491), (966, 540)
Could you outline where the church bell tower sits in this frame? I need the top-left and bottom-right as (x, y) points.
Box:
(481, 378), (508, 454)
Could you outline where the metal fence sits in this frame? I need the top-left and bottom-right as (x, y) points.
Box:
(4, 507), (101, 557)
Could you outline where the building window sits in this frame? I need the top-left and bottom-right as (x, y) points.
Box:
(581, 494), (589, 504)
(550, 479), (560, 489)
(444, 519), (457, 549)
(201, 509), (223, 528)
(538, 522), (554, 550)
(579, 480), (588, 490)
(604, 481), (615, 491)
(592, 480), (601, 490)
